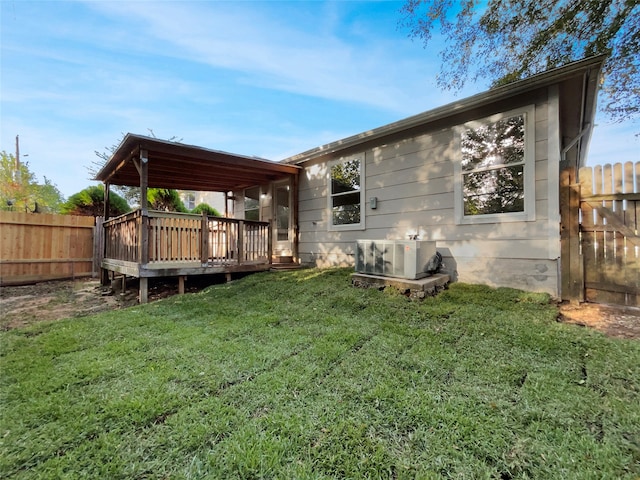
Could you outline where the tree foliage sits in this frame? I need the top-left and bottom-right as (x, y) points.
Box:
(401, 0), (639, 123)
(87, 130), (183, 206)
(0, 151), (64, 213)
(60, 185), (130, 217)
(147, 188), (188, 212)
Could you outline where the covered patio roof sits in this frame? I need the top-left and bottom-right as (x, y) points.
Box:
(95, 133), (300, 192)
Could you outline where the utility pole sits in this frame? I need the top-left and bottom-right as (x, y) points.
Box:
(15, 135), (20, 170)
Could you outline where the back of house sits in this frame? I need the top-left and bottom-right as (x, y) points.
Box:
(271, 56), (604, 298)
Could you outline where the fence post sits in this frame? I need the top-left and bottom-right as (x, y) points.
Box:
(560, 167), (584, 302)
(94, 216), (104, 278)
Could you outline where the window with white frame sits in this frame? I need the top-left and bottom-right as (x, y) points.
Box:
(183, 191), (196, 210)
(328, 156), (364, 230)
(455, 106), (535, 224)
(244, 187), (260, 221)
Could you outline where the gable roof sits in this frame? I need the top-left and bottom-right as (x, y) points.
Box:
(282, 56), (605, 165)
(95, 134), (299, 192)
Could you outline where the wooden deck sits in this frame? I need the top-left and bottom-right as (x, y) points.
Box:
(101, 209), (272, 302)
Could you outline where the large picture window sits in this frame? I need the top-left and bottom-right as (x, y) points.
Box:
(455, 106), (535, 224)
(329, 157), (364, 230)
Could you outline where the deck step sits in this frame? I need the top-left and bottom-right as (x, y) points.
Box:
(271, 262), (302, 271)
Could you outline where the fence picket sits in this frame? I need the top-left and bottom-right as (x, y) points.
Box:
(579, 161), (640, 306)
(0, 212), (95, 285)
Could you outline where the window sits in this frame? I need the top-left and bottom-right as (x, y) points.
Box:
(183, 191), (196, 210)
(329, 156), (364, 230)
(275, 185), (290, 241)
(244, 187), (260, 221)
(455, 106), (535, 224)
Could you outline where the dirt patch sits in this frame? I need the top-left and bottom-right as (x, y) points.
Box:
(0, 276), (228, 331)
(0, 279), (136, 330)
(1, 279), (639, 338)
(557, 302), (640, 340)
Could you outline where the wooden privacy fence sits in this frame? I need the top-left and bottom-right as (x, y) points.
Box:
(0, 212), (95, 286)
(561, 161), (639, 306)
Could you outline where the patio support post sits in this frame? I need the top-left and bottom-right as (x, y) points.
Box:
(103, 182), (110, 221)
(139, 149), (149, 265)
(292, 173), (299, 264)
(139, 149), (150, 304)
(100, 182), (111, 286)
(268, 220), (273, 265)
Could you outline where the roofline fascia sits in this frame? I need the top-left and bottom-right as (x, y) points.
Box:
(95, 133), (300, 183)
(95, 133), (137, 182)
(282, 55), (606, 165)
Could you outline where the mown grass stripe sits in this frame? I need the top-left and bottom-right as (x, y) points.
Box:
(1, 268), (638, 479)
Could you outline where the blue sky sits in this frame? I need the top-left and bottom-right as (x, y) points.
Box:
(1, 0), (638, 199)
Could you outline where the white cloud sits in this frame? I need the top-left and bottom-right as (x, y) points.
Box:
(82, 1), (451, 115)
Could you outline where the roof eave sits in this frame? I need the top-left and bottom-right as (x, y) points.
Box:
(282, 55), (606, 165)
(95, 133), (300, 187)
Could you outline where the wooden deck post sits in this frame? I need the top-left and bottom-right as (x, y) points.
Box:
(268, 220), (274, 264)
(139, 150), (149, 266)
(238, 221), (245, 264)
(139, 277), (148, 304)
(200, 212), (209, 266)
(138, 150), (150, 305)
(178, 276), (185, 294)
(100, 183), (111, 286)
(103, 182), (110, 221)
(100, 266), (110, 286)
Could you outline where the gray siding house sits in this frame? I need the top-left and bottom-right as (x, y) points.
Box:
(99, 56), (603, 302)
(268, 56), (603, 297)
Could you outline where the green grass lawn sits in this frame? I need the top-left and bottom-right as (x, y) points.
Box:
(1, 268), (639, 479)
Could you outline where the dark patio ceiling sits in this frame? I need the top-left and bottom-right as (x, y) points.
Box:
(95, 134), (300, 192)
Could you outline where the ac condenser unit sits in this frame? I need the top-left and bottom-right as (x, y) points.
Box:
(355, 240), (436, 280)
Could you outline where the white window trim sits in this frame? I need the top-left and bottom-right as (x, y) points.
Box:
(185, 191), (196, 210)
(327, 155), (366, 231)
(454, 105), (536, 225)
(243, 186), (261, 221)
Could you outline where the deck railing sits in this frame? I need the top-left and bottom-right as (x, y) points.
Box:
(103, 209), (271, 267)
(104, 210), (142, 263)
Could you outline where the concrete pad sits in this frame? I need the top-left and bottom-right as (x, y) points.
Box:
(351, 272), (450, 298)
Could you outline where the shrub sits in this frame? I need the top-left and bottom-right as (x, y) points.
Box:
(147, 188), (187, 212)
(60, 185), (130, 217)
(191, 203), (222, 217)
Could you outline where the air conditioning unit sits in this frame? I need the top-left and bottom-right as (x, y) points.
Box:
(355, 240), (436, 280)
